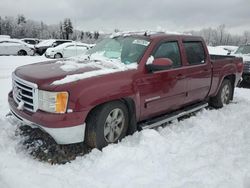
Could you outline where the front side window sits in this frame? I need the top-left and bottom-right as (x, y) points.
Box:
(183, 41), (205, 65)
(86, 37), (150, 64)
(153, 41), (182, 68)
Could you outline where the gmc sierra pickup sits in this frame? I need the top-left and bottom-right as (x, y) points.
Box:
(8, 32), (243, 149)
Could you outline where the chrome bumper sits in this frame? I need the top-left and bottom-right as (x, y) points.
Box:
(8, 109), (86, 145)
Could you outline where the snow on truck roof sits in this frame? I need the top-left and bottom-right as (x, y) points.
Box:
(110, 30), (192, 39)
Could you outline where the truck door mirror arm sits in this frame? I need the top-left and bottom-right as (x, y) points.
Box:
(146, 58), (173, 72)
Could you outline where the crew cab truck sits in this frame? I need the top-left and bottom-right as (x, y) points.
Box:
(8, 33), (243, 149)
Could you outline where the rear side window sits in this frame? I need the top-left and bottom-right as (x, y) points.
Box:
(153, 41), (182, 68)
(183, 41), (205, 65)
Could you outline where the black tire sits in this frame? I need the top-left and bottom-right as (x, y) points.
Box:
(17, 50), (27, 56)
(54, 53), (62, 59)
(209, 79), (233, 108)
(85, 101), (129, 149)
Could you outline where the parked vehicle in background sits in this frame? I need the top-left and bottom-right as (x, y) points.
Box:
(21, 38), (40, 45)
(0, 35), (11, 39)
(207, 46), (229, 55)
(35, 39), (72, 55)
(45, 42), (92, 59)
(207, 45), (238, 56)
(8, 33), (243, 150)
(217, 45), (238, 54)
(233, 44), (250, 83)
(0, 38), (35, 56)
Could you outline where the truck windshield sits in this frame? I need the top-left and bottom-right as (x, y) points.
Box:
(86, 37), (150, 64)
(235, 45), (250, 55)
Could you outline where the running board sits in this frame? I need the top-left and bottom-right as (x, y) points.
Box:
(139, 102), (208, 130)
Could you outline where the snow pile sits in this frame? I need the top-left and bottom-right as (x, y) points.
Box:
(35, 39), (56, 47)
(0, 56), (250, 188)
(110, 29), (185, 38)
(52, 53), (138, 85)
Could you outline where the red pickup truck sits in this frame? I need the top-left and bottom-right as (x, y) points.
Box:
(8, 33), (243, 149)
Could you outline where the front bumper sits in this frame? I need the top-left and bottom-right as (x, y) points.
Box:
(8, 92), (86, 145)
(45, 52), (55, 58)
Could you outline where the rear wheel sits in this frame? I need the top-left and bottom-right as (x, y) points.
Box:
(210, 79), (233, 108)
(85, 101), (129, 149)
(17, 50), (27, 56)
(54, 53), (62, 59)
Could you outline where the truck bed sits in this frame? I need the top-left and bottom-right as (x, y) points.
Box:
(210, 54), (236, 60)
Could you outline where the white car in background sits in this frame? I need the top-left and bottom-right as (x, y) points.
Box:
(45, 42), (92, 58)
(0, 38), (35, 56)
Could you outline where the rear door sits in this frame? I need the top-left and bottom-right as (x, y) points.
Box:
(4, 41), (21, 55)
(63, 45), (77, 57)
(182, 40), (212, 104)
(76, 45), (88, 56)
(138, 40), (188, 120)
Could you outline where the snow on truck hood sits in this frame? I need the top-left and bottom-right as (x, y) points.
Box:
(14, 53), (137, 86)
(51, 53), (138, 85)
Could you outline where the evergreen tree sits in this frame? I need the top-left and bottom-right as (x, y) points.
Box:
(59, 22), (64, 39)
(94, 31), (99, 40)
(80, 31), (84, 40)
(17, 15), (26, 25)
(63, 18), (73, 40)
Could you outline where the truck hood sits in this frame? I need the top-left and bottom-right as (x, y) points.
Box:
(14, 57), (137, 88)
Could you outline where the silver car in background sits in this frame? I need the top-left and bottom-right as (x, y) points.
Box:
(0, 38), (35, 56)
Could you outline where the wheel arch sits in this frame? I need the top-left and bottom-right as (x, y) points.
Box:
(54, 52), (63, 58)
(223, 74), (236, 100)
(18, 49), (27, 55)
(85, 97), (138, 136)
(213, 74), (236, 100)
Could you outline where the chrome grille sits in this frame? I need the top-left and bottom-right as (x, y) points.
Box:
(243, 61), (250, 73)
(12, 73), (38, 112)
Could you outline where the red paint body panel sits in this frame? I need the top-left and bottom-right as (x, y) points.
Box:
(8, 34), (243, 129)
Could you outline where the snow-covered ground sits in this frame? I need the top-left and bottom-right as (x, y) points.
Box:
(0, 56), (250, 188)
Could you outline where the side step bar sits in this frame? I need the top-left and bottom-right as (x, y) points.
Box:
(139, 102), (208, 130)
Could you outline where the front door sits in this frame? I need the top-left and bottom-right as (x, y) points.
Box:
(137, 41), (188, 121)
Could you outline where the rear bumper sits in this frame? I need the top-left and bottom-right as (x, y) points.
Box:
(242, 72), (250, 83)
(8, 92), (86, 144)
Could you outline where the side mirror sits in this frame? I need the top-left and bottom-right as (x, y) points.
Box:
(146, 58), (173, 72)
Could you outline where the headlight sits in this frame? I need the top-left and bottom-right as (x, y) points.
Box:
(38, 90), (68, 113)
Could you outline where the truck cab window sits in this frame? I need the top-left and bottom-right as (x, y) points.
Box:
(153, 41), (181, 68)
(183, 41), (205, 65)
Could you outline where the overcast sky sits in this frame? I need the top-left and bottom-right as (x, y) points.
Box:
(0, 0), (249, 34)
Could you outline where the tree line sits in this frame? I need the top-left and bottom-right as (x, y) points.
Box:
(0, 15), (100, 43)
(189, 24), (250, 46)
(0, 15), (249, 46)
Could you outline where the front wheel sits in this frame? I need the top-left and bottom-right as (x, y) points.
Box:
(85, 101), (129, 149)
(17, 50), (27, 56)
(210, 79), (233, 108)
(54, 53), (62, 59)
